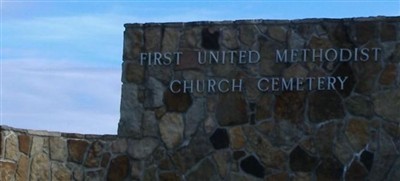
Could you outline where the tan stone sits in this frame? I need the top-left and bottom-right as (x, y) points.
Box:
(159, 113), (184, 149)
(373, 89), (400, 122)
(228, 127), (246, 149)
(144, 27), (161, 51)
(30, 152), (50, 181)
(268, 26), (287, 42)
(162, 27), (180, 52)
(221, 28), (239, 49)
(111, 139), (127, 153)
(123, 28), (143, 60)
(0, 161), (16, 181)
(51, 162), (71, 181)
(212, 150), (230, 178)
(124, 61), (144, 84)
(127, 137), (159, 159)
(5, 132), (18, 161)
(16, 155), (29, 181)
(18, 134), (31, 155)
(30, 136), (48, 156)
(49, 137), (67, 161)
(239, 25), (257, 47)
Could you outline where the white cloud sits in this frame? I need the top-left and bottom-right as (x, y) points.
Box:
(1, 59), (121, 134)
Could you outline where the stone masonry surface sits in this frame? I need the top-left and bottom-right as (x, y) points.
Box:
(1, 16), (400, 180)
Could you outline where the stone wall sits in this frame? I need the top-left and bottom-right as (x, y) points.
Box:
(118, 16), (400, 180)
(1, 16), (400, 181)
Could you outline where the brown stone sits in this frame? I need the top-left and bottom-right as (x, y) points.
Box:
(163, 85), (192, 112)
(101, 153), (111, 168)
(229, 126), (246, 149)
(255, 94), (273, 121)
(308, 91), (345, 123)
(216, 92), (248, 126)
(275, 92), (305, 123)
(266, 172), (289, 181)
(258, 38), (286, 76)
(159, 172), (181, 181)
(381, 23), (397, 42)
(30, 152), (50, 181)
(379, 63), (397, 85)
(16, 155), (29, 181)
(107, 155), (129, 181)
(0, 161), (16, 181)
(345, 161), (368, 180)
(268, 26), (287, 42)
(345, 118), (370, 151)
(354, 55), (382, 94)
(180, 27), (201, 49)
(124, 61), (144, 84)
(123, 28), (143, 61)
(84, 141), (104, 168)
(18, 134), (31, 155)
(68, 139), (89, 164)
(334, 134), (354, 165)
(309, 35), (333, 49)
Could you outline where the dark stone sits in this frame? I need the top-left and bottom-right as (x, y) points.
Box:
(329, 22), (353, 48)
(240, 155), (265, 178)
(18, 134), (31, 155)
(101, 153), (111, 168)
(360, 150), (374, 171)
(68, 140), (89, 164)
(143, 166), (157, 181)
(379, 63), (397, 85)
(201, 28), (220, 50)
(233, 151), (246, 160)
(163, 85), (192, 112)
(381, 23), (397, 42)
(159, 172), (181, 181)
(289, 146), (317, 172)
(333, 62), (356, 97)
(172, 129), (213, 172)
(354, 22), (376, 45)
(345, 95), (374, 118)
(216, 92), (248, 126)
(316, 157), (344, 180)
(210, 128), (230, 149)
(316, 122), (337, 157)
(186, 158), (219, 181)
(308, 91), (345, 123)
(275, 92), (305, 123)
(345, 161), (368, 180)
(354, 59), (382, 94)
(124, 61), (144, 84)
(106, 155), (129, 181)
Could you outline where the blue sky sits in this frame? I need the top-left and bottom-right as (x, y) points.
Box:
(1, 1), (399, 134)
